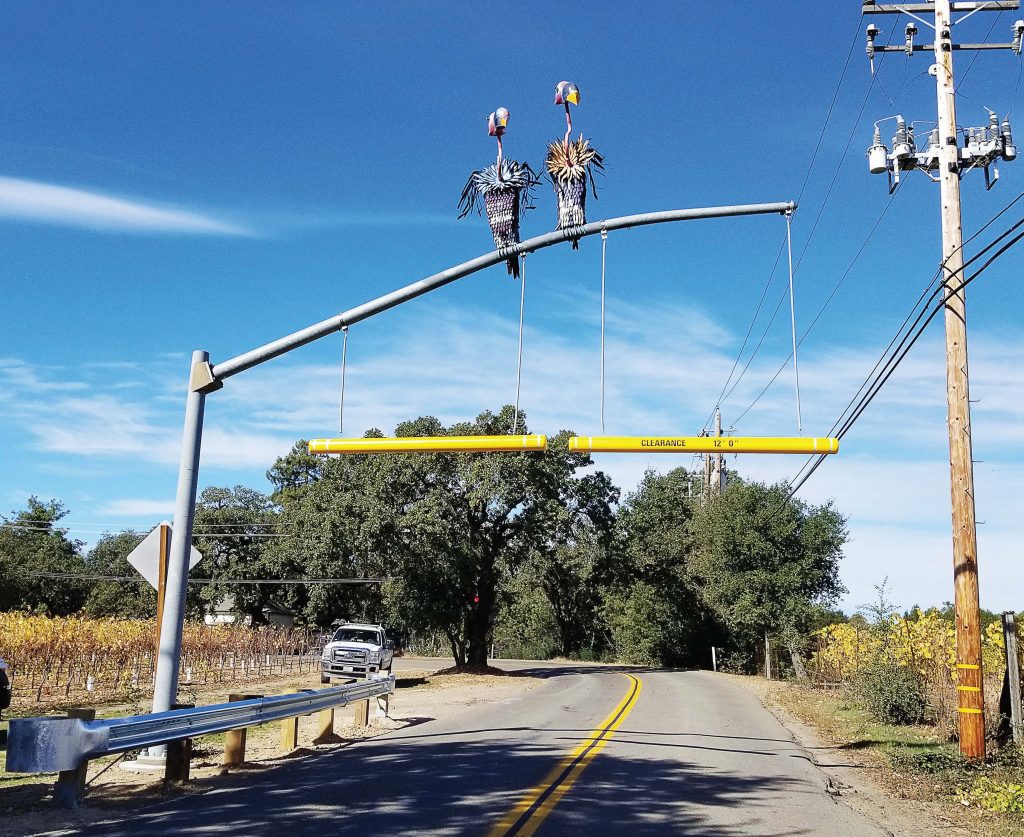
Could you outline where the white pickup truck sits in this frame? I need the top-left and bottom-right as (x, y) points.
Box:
(320, 623), (394, 683)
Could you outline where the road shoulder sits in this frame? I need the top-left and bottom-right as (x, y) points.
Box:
(729, 674), (990, 837)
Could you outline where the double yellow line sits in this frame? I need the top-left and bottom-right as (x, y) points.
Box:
(487, 673), (642, 837)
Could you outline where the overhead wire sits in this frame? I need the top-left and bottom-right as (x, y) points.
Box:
(25, 571), (385, 585)
(711, 17), (902, 427)
(701, 12), (866, 432)
(784, 207), (1024, 497)
(730, 187), (902, 426)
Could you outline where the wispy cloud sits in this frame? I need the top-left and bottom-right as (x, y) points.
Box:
(94, 498), (175, 518)
(0, 176), (253, 236)
(3, 302), (1022, 610)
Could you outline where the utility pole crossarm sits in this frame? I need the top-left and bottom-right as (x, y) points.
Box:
(863, 2), (1019, 13)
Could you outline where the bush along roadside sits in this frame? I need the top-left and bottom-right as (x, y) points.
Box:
(890, 744), (1024, 816)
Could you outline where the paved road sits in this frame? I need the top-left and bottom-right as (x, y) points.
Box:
(66, 665), (887, 836)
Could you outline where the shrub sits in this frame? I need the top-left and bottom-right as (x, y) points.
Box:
(852, 658), (928, 725)
(961, 777), (1024, 814)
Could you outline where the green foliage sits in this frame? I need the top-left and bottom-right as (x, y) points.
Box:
(603, 582), (689, 666)
(493, 575), (560, 660)
(82, 530), (154, 617)
(0, 498), (88, 615)
(268, 407), (597, 667)
(191, 485), (283, 625)
(852, 658), (928, 725)
(606, 468), (721, 666)
(961, 777), (1024, 814)
(689, 479), (847, 662)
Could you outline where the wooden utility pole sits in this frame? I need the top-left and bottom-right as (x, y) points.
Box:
(933, 0), (985, 761)
(862, 0), (1023, 761)
(711, 408), (726, 497)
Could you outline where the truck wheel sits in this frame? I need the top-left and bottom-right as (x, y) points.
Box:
(320, 673), (331, 685)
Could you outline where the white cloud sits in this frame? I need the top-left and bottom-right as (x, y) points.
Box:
(94, 498), (176, 517)
(0, 176), (253, 236)
(3, 301), (1022, 612)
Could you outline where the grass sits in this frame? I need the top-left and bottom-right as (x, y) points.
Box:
(766, 680), (1024, 836)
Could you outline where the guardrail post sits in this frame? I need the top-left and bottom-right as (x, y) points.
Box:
(354, 698), (369, 728)
(223, 693), (262, 767)
(314, 707), (335, 744)
(165, 703), (194, 782)
(279, 689), (311, 752)
(53, 708), (94, 808)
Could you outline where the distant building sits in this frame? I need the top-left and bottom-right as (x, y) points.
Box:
(204, 595), (296, 628)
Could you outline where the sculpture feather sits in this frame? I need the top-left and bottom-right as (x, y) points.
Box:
(459, 160), (539, 278)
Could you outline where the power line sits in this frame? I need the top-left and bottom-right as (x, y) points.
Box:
(730, 187), (902, 426)
(703, 13), (867, 431)
(715, 22), (921, 429)
(785, 212), (1024, 497)
(25, 571), (385, 585)
(1, 523), (295, 539)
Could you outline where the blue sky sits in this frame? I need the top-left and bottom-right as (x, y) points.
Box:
(1, 2), (1022, 613)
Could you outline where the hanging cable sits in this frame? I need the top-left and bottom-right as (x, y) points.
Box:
(512, 254), (527, 434)
(731, 188), (901, 427)
(339, 325), (349, 434)
(786, 212), (803, 434)
(600, 224), (608, 433)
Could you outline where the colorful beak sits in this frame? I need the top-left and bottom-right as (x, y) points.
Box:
(566, 88), (579, 106)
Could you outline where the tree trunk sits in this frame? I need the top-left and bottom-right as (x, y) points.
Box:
(465, 579), (495, 668)
(788, 640), (807, 680)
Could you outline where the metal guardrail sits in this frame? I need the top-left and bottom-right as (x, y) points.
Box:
(5, 674), (395, 774)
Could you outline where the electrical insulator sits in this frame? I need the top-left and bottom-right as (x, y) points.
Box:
(905, 23), (918, 56)
(928, 128), (940, 149)
(1013, 20), (1024, 55)
(893, 116), (912, 161)
(868, 126), (889, 174)
(1003, 117), (1017, 160)
(866, 24), (880, 73)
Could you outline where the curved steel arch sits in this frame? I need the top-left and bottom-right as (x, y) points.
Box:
(151, 199), (795, 723)
(212, 201), (795, 381)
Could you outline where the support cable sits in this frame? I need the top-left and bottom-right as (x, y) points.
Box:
(708, 19), (899, 429)
(512, 254), (527, 434)
(339, 325), (349, 434)
(600, 226), (608, 433)
(701, 14), (866, 432)
(731, 189), (900, 426)
(786, 212), (803, 434)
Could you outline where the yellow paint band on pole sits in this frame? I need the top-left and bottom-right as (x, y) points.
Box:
(308, 435), (548, 454)
(957, 685), (981, 692)
(958, 707), (984, 714)
(567, 436), (839, 454)
(956, 664), (981, 670)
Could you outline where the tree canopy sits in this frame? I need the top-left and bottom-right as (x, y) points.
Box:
(1, 409), (853, 674)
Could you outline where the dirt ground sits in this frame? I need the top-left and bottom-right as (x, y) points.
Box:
(734, 674), (1013, 837)
(0, 666), (539, 837)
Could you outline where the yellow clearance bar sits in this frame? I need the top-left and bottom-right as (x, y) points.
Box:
(309, 435), (548, 454)
(567, 436), (839, 454)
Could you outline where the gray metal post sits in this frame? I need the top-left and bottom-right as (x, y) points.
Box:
(1003, 611), (1022, 745)
(152, 350), (209, 716)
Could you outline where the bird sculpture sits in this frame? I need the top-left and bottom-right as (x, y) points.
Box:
(459, 107), (539, 278)
(545, 81), (604, 249)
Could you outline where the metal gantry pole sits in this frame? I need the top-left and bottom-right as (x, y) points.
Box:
(146, 202), (794, 723)
(152, 351), (212, 721)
